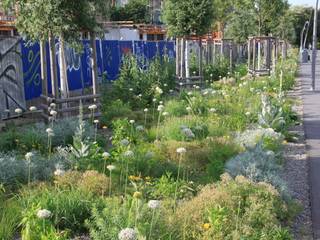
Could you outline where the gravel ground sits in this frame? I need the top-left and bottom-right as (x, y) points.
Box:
(282, 80), (313, 240)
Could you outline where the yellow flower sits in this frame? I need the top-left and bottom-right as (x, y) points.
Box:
(133, 191), (142, 199)
(282, 140), (288, 144)
(202, 223), (211, 230)
(102, 126), (108, 129)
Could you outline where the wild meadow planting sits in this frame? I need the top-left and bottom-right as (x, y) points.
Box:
(0, 51), (301, 240)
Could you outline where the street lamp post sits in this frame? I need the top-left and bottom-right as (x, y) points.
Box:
(311, 0), (319, 90)
(300, 21), (309, 51)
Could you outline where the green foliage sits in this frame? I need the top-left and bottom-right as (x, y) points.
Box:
(110, 0), (150, 23)
(108, 55), (175, 109)
(163, 0), (214, 37)
(19, 185), (104, 234)
(101, 99), (135, 123)
(203, 58), (230, 81)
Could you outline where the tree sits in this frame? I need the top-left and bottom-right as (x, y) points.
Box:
(3, 0), (110, 99)
(163, 0), (214, 81)
(212, 0), (233, 37)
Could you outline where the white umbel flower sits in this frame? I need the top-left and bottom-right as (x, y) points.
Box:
(176, 147), (187, 154)
(148, 200), (161, 209)
(129, 120), (135, 124)
(50, 103), (56, 109)
(162, 112), (169, 116)
(37, 209), (52, 219)
(144, 108), (148, 112)
(118, 228), (137, 240)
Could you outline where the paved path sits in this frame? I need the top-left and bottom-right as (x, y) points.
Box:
(301, 51), (320, 239)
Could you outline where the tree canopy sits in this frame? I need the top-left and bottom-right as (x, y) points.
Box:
(163, 0), (214, 37)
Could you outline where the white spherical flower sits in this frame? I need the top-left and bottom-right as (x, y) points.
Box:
(187, 91), (193, 96)
(129, 120), (135, 124)
(120, 139), (130, 146)
(37, 209), (52, 219)
(46, 128), (53, 134)
(124, 150), (134, 158)
(54, 169), (65, 176)
(157, 105), (164, 112)
(153, 98), (157, 102)
(169, 89), (174, 93)
(50, 110), (57, 117)
(15, 108), (22, 114)
(186, 107), (192, 112)
(176, 147), (187, 154)
(50, 103), (56, 109)
(162, 112), (169, 116)
(148, 200), (161, 210)
(94, 119), (100, 124)
(138, 94), (142, 98)
(88, 104), (97, 110)
(245, 112), (251, 116)
(129, 88), (133, 92)
(144, 108), (148, 112)
(118, 228), (137, 240)
(107, 165), (116, 171)
(179, 82), (183, 86)
(25, 152), (34, 161)
(164, 83), (168, 87)
(29, 106), (37, 112)
(195, 86), (200, 89)
(209, 108), (216, 113)
(102, 152), (111, 159)
(159, 101), (163, 105)
(136, 125), (144, 131)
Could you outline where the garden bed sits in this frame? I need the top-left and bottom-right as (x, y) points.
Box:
(0, 51), (303, 240)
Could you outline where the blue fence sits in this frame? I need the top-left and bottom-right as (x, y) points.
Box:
(21, 40), (175, 100)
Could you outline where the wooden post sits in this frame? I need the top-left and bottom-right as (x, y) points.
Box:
(59, 34), (69, 99)
(176, 38), (180, 79)
(248, 39), (251, 71)
(90, 32), (99, 98)
(40, 40), (48, 96)
(49, 33), (58, 98)
(181, 38), (186, 80)
(199, 38), (203, 85)
(252, 39), (256, 73)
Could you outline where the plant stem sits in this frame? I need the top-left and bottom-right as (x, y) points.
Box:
(173, 154), (183, 211)
(148, 209), (156, 240)
(109, 170), (112, 197)
(156, 111), (162, 140)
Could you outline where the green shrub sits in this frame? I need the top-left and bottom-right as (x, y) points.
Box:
(101, 99), (135, 124)
(19, 185), (104, 234)
(168, 174), (295, 240)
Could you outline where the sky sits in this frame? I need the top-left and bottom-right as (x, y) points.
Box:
(289, 0), (315, 6)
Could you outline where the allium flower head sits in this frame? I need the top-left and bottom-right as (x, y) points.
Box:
(37, 209), (52, 219)
(124, 150), (134, 158)
(148, 200), (161, 209)
(107, 165), (116, 171)
(94, 119), (99, 124)
(88, 104), (97, 110)
(54, 169), (65, 176)
(25, 152), (34, 162)
(155, 86), (163, 95)
(118, 228), (137, 240)
(157, 105), (164, 112)
(50, 103), (56, 109)
(102, 152), (111, 159)
(29, 106), (37, 111)
(144, 108), (148, 112)
(50, 110), (58, 117)
(176, 147), (187, 154)
(15, 108), (22, 114)
(136, 125), (144, 131)
(120, 139), (130, 146)
(129, 120), (135, 124)
(162, 112), (169, 116)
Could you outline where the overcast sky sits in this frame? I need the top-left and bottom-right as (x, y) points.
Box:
(289, 0), (315, 6)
